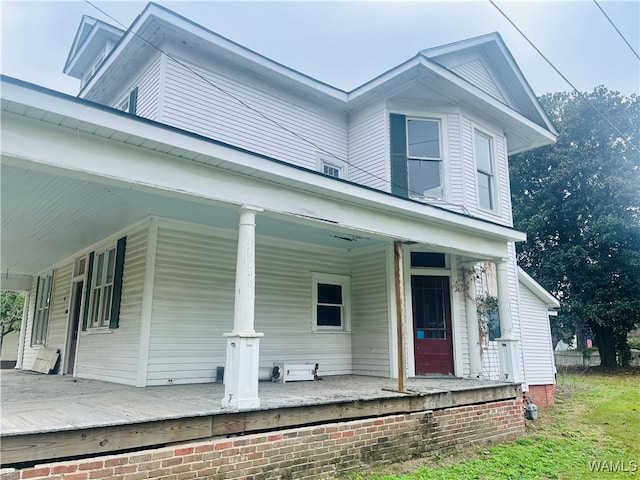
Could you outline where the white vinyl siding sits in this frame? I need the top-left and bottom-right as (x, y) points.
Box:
(454, 264), (470, 376)
(451, 59), (507, 103)
(146, 222), (354, 385)
(447, 114), (464, 206)
(351, 248), (390, 377)
(347, 106), (388, 190)
(75, 227), (148, 385)
(161, 56), (347, 171)
(147, 226), (235, 385)
(519, 280), (556, 386)
(111, 54), (161, 121)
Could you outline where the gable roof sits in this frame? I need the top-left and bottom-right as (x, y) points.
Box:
(421, 32), (554, 133)
(518, 267), (560, 308)
(64, 15), (124, 78)
(72, 3), (556, 153)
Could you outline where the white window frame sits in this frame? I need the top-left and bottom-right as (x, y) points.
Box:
(406, 117), (444, 200)
(473, 129), (497, 211)
(31, 272), (53, 346)
(311, 272), (351, 333)
(316, 154), (347, 179)
(87, 243), (117, 329)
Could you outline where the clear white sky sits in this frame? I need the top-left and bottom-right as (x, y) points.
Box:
(1, 0), (638, 98)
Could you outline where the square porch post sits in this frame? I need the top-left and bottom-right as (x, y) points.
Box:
(222, 206), (264, 409)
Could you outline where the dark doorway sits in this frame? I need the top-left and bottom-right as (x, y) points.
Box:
(65, 281), (83, 375)
(412, 275), (454, 375)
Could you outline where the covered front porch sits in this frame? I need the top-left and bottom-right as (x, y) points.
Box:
(2, 78), (526, 417)
(0, 369), (520, 466)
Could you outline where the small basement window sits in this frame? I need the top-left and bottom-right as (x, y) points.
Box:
(312, 273), (351, 332)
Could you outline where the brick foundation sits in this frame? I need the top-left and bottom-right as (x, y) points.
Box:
(1, 398), (524, 480)
(525, 384), (555, 407)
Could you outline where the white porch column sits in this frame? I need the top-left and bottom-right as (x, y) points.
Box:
(495, 259), (522, 383)
(222, 206), (264, 410)
(496, 260), (514, 339)
(462, 264), (482, 378)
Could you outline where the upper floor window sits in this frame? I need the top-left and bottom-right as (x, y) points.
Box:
(474, 130), (495, 210)
(316, 154), (346, 179)
(407, 118), (443, 199)
(31, 272), (53, 346)
(116, 87), (138, 115)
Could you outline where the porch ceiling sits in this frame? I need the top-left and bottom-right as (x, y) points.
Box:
(0, 164), (382, 277)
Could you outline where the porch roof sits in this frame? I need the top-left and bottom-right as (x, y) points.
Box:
(1, 76), (524, 280)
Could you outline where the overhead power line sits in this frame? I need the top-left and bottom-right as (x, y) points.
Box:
(593, 0), (640, 61)
(84, 0), (440, 201)
(488, 0), (638, 154)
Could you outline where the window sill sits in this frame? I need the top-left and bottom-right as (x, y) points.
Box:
(312, 330), (351, 334)
(82, 327), (114, 335)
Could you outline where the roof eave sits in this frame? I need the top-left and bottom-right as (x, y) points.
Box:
(2, 75), (526, 246)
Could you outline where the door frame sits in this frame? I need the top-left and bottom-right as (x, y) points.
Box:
(402, 248), (463, 378)
(64, 276), (85, 376)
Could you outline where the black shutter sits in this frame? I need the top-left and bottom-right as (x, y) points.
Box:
(109, 236), (127, 329)
(128, 87), (138, 115)
(82, 252), (94, 331)
(389, 113), (408, 197)
(30, 276), (41, 346)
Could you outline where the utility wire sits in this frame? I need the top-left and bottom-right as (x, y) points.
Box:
(593, 0), (640, 61)
(488, 0), (639, 154)
(84, 0), (449, 202)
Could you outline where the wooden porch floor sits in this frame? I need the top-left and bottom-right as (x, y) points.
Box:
(1, 370), (520, 466)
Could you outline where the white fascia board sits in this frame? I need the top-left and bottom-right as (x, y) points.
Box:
(349, 57), (556, 146)
(489, 39), (558, 136)
(518, 267), (560, 308)
(420, 32), (502, 58)
(1, 77), (524, 246)
(64, 16), (98, 73)
(421, 32), (557, 137)
(64, 20), (124, 77)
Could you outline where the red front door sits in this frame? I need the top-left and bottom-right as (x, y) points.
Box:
(412, 275), (454, 375)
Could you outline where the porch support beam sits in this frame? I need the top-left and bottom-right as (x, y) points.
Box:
(462, 264), (482, 378)
(496, 259), (522, 383)
(222, 206), (264, 410)
(15, 292), (30, 370)
(393, 241), (407, 393)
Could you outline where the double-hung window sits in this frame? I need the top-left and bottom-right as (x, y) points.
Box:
(89, 244), (117, 328)
(407, 118), (443, 199)
(475, 130), (495, 210)
(31, 273), (53, 345)
(83, 236), (126, 331)
(312, 273), (351, 332)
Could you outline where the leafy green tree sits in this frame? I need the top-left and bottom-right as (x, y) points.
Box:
(1, 290), (25, 356)
(510, 86), (640, 367)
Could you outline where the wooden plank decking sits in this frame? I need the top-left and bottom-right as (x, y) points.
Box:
(1, 370), (521, 466)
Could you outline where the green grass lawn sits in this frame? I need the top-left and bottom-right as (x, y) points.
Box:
(347, 370), (639, 480)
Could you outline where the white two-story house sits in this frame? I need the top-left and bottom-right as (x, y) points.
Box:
(1, 3), (559, 409)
